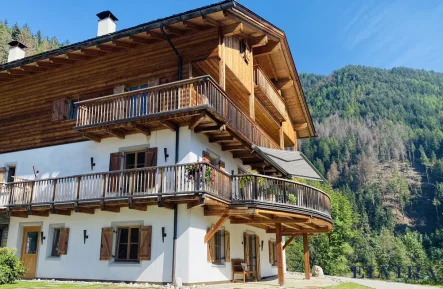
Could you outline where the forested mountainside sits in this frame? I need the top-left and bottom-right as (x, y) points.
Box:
(0, 21), (69, 64)
(287, 66), (443, 283)
(2, 21), (443, 283)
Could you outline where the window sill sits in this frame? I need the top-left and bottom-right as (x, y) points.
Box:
(211, 262), (226, 267)
(45, 256), (61, 261)
(109, 261), (141, 267)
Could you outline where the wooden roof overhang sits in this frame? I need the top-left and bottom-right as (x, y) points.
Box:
(0, 0), (315, 138)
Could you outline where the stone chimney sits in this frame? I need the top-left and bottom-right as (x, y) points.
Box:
(96, 11), (118, 36)
(7, 40), (27, 62)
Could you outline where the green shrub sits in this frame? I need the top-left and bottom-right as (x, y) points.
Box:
(0, 247), (26, 284)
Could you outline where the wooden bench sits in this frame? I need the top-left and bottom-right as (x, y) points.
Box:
(231, 258), (257, 283)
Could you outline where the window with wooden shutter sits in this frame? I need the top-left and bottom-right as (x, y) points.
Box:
(138, 226), (152, 261)
(207, 228), (216, 263)
(268, 240), (277, 265)
(109, 153), (122, 193)
(52, 98), (69, 121)
(58, 228), (70, 255)
(225, 231), (230, 262)
(145, 148), (158, 189)
(100, 227), (114, 260)
(255, 236), (261, 280)
(109, 152), (122, 171)
(268, 240), (273, 264)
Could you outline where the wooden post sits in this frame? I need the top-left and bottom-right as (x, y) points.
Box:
(280, 124), (285, 149)
(275, 223), (284, 286)
(303, 233), (310, 280)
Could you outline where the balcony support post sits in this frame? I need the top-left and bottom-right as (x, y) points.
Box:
(303, 233), (311, 280)
(275, 223), (284, 286)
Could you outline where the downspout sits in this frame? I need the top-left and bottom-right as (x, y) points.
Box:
(160, 24), (181, 285)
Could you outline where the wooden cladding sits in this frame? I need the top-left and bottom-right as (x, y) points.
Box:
(75, 76), (280, 150)
(58, 228), (70, 255)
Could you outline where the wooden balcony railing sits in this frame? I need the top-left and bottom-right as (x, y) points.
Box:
(75, 76), (279, 150)
(253, 66), (287, 121)
(232, 174), (331, 218)
(0, 163), (332, 219)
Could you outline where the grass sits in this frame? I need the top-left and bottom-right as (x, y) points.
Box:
(324, 284), (371, 289)
(0, 282), (156, 289)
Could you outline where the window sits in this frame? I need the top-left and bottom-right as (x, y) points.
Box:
(52, 98), (77, 121)
(124, 151), (146, 169)
(239, 39), (250, 64)
(203, 150), (220, 168)
(67, 99), (77, 120)
(269, 240), (277, 266)
(51, 228), (61, 256)
(6, 165), (16, 183)
(116, 227), (140, 261)
(207, 228), (230, 264)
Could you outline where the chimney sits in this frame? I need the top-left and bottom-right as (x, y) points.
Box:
(96, 11), (118, 36)
(7, 40), (27, 62)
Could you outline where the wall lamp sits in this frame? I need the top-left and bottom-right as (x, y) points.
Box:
(164, 148), (169, 162)
(90, 157), (96, 171)
(40, 231), (45, 244)
(261, 240), (264, 251)
(162, 227), (167, 243)
(84, 230), (89, 244)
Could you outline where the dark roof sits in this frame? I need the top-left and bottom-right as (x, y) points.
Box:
(97, 10), (118, 22)
(0, 0), (236, 71)
(253, 146), (324, 181)
(8, 40), (27, 49)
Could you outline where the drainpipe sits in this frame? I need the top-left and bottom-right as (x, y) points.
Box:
(160, 25), (181, 286)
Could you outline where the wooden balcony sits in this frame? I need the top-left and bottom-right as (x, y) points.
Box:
(0, 163), (331, 225)
(75, 76), (280, 150)
(253, 66), (287, 122)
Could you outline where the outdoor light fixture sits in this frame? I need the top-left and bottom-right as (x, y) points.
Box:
(83, 230), (89, 244)
(164, 148), (169, 162)
(261, 240), (264, 251)
(40, 231), (45, 244)
(162, 227), (167, 243)
(90, 157), (96, 171)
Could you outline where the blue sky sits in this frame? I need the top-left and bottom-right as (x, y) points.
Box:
(2, 0), (442, 75)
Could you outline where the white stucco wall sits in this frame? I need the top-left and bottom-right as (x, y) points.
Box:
(175, 204), (280, 284)
(7, 207), (174, 282)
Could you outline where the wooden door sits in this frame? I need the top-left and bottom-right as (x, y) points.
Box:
(244, 233), (258, 280)
(21, 226), (41, 279)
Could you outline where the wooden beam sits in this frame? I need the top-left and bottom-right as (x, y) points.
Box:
(243, 159), (265, 165)
(194, 124), (223, 133)
(108, 129), (125, 139)
(266, 228), (329, 234)
(52, 209), (71, 216)
(274, 79), (293, 90)
(222, 23), (243, 36)
(276, 223), (284, 286)
(303, 233), (310, 280)
(162, 120), (177, 132)
(36, 61), (62, 68)
(83, 133), (101, 143)
(148, 31), (165, 40)
(165, 26), (186, 36)
(209, 135), (234, 143)
(230, 217), (309, 224)
(9, 69), (35, 75)
(232, 151), (255, 158)
(49, 57), (77, 65)
(134, 124), (151, 136)
(204, 214), (228, 243)
(253, 41), (281, 56)
(81, 49), (108, 57)
(283, 235), (297, 250)
(31, 210), (49, 217)
(101, 206), (120, 213)
(97, 45), (121, 53)
(222, 144), (246, 151)
(294, 123), (308, 131)
(183, 20), (204, 31)
(130, 35), (153, 44)
(67, 52), (93, 61)
(250, 35), (268, 48)
(77, 207), (95, 214)
(189, 114), (206, 129)
(113, 40), (137, 49)
(11, 211), (28, 218)
(201, 15), (219, 27)
(21, 65), (49, 72)
(131, 204), (148, 211)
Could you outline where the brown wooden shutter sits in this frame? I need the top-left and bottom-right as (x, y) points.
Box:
(58, 228), (70, 255)
(207, 228), (215, 263)
(145, 148), (158, 167)
(224, 231), (230, 262)
(109, 152), (122, 171)
(268, 240), (272, 264)
(100, 227), (114, 260)
(244, 232), (250, 268)
(256, 236), (261, 280)
(0, 167), (5, 183)
(52, 98), (69, 121)
(138, 226), (152, 261)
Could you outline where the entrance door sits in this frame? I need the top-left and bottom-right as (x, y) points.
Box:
(244, 233), (261, 280)
(21, 226), (40, 279)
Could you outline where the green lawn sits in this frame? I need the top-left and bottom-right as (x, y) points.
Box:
(0, 282), (154, 289)
(325, 283), (371, 289)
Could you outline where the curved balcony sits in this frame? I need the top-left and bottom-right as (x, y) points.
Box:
(0, 163), (332, 226)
